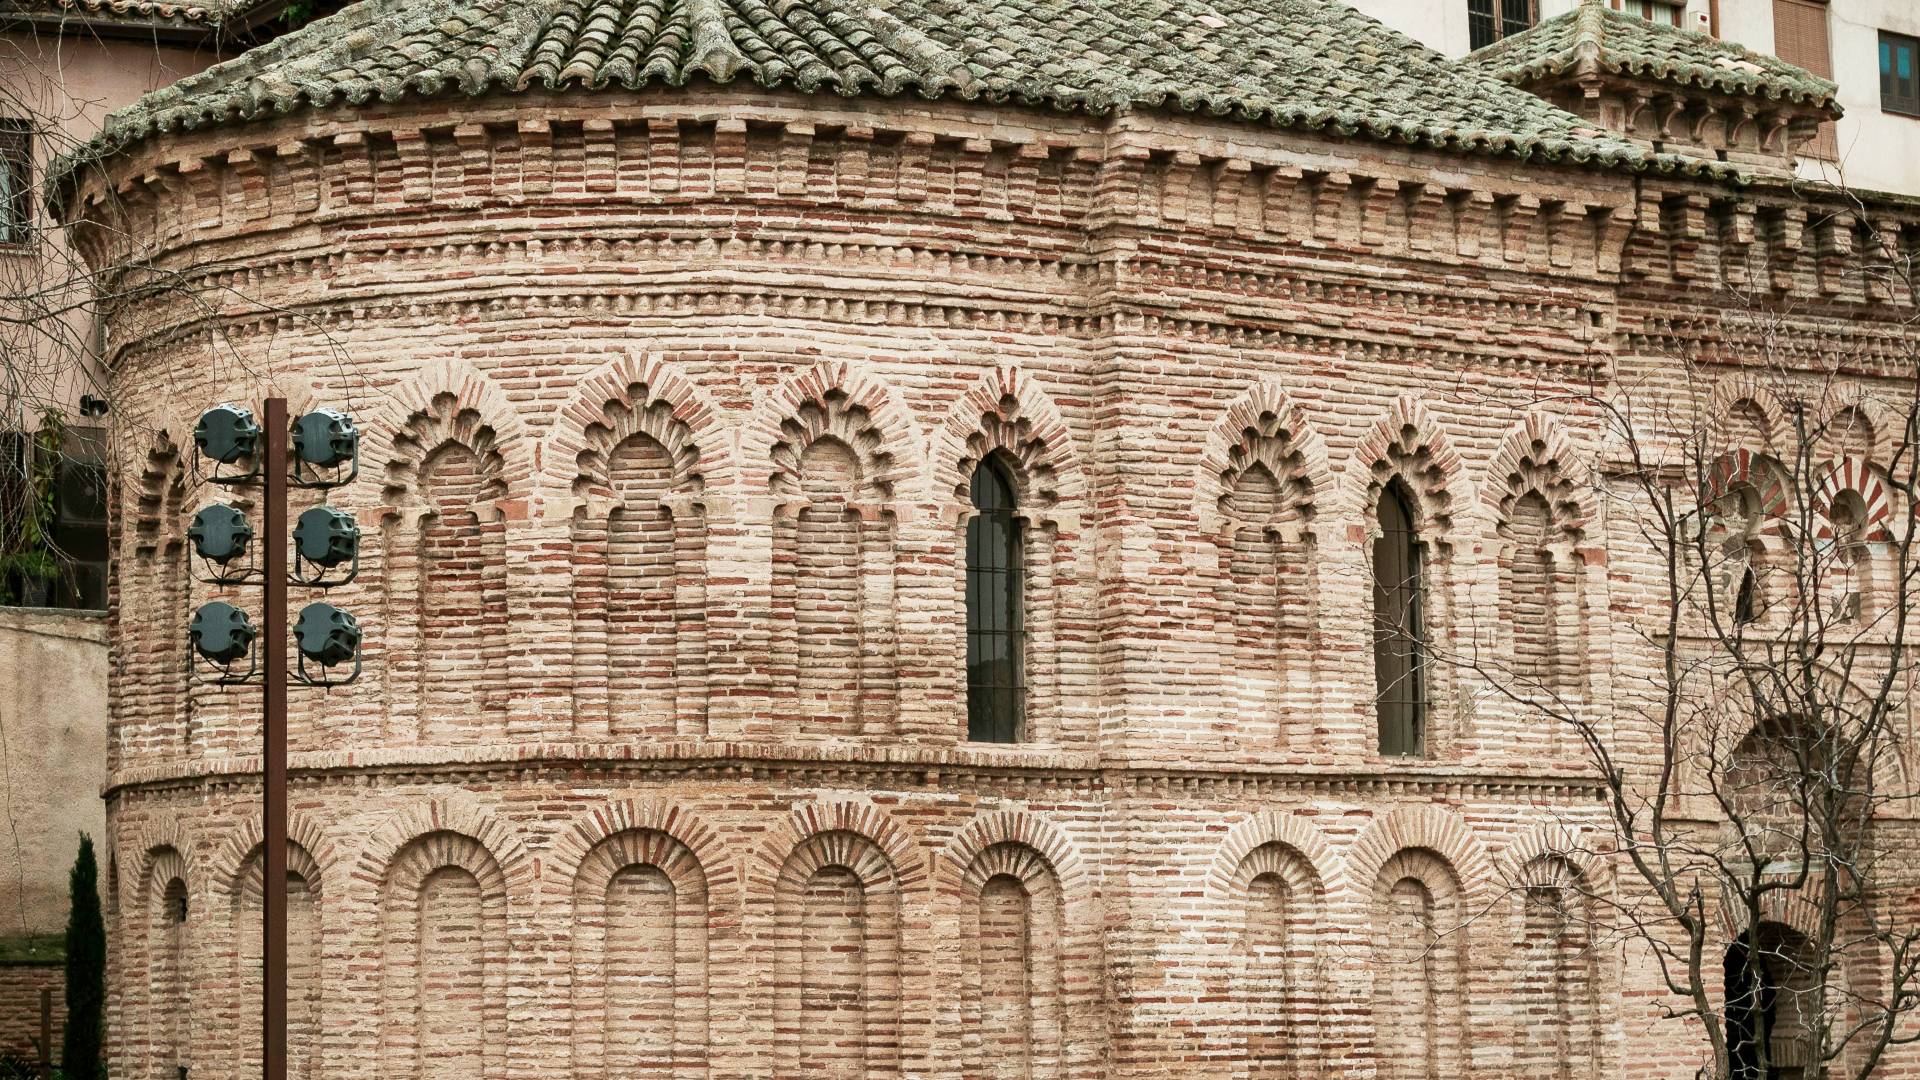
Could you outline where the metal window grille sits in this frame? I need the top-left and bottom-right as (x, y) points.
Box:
(0, 122), (29, 247)
(966, 458), (1025, 744)
(1884, 31), (1920, 117)
(1501, 0), (1533, 38)
(1468, 0), (1535, 51)
(1373, 483), (1427, 757)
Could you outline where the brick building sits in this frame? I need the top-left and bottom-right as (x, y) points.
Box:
(1347, 0), (1920, 198)
(0, 0), (307, 1059)
(46, 0), (1920, 1076)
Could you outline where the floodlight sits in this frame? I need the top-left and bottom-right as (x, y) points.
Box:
(189, 601), (255, 665)
(292, 408), (358, 469)
(293, 507), (358, 569)
(294, 602), (360, 667)
(193, 405), (260, 465)
(187, 504), (252, 566)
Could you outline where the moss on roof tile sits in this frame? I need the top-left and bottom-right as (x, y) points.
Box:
(54, 0), (1737, 190)
(1465, 0), (1838, 110)
(3, 0), (267, 29)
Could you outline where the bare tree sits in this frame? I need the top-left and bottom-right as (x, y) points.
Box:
(1393, 185), (1920, 1079)
(0, 9), (357, 608)
(0, 19), (121, 607)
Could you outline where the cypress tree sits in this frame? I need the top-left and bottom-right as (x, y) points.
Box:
(61, 834), (104, 1080)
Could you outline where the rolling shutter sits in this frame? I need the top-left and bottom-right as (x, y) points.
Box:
(1772, 0), (1838, 157)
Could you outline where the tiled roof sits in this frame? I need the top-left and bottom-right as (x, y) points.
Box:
(1464, 1), (1838, 110)
(3, 0), (258, 29)
(57, 0), (1733, 185)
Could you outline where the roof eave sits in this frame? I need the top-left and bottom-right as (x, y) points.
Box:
(1, 0), (292, 45)
(1, 8), (220, 44)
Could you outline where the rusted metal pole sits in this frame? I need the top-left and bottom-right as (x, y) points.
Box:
(263, 396), (288, 1080)
(37, 986), (49, 1080)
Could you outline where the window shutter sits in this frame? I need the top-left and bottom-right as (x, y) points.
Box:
(1883, 32), (1920, 116)
(1772, 0), (1832, 78)
(1771, 0), (1837, 157)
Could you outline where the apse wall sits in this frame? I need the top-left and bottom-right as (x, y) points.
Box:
(65, 84), (1920, 1079)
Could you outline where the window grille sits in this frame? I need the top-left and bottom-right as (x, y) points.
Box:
(966, 458), (1025, 743)
(0, 122), (28, 247)
(1469, 0), (1536, 50)
(1373, 483), (1427, 757)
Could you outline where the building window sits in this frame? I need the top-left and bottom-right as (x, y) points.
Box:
(1884, 31), (1920, 117)
(1469, 0), (1535, 50)
(0, 121), (29, 247)
(1773, 0), (1839, 157)
(1620, 0), (1683, 25)
(1373, 482), (1427, 757)
(966, 458), (1025, 743)
(0, 423), (108, 609)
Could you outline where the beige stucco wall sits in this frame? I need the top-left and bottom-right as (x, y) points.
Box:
(0, 32), (214, 937)
(0, 608), (105, 937)
(0, 28), (223, 433)
(1344, 0), (1920, 196)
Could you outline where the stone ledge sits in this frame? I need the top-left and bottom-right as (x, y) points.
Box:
(0, 606), (106, 645)
(104, 737), (1605, 797)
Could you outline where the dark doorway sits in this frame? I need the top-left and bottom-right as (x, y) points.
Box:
(1726, 924), (1815, 1080)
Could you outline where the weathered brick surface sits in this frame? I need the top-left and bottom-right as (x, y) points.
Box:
(59, 88), (1920, 1078)
(0, 965), (62, 1064)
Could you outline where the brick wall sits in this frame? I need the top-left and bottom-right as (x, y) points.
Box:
(59, 87), (1920, 1079)
(0, 964), (61, 1065)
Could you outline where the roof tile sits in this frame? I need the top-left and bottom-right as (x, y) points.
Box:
(57, 0), (1739, 185)
(1464, 0), (1838, 110)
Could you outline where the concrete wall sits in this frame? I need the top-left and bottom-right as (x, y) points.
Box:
(0, 608), (105, 939)
(1345, 0), (1920, 196)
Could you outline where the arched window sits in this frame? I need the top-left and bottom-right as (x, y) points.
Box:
(1373, 482), (1426, 757)
(968, 458), (1025, 743)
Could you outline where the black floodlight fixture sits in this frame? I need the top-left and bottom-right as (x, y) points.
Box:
(186, 503), (256, 582)
(193, 404), (262, 485)
(291, 408), (360, 488)
(294, 602), (362, 686)
(291, 506), (360, 586)
(189, 600), (258, 684)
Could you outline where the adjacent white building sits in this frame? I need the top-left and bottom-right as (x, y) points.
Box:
(1346, 0), (1920, 195)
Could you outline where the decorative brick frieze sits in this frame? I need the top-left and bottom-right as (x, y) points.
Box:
(70, 82), (1920, 1080)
